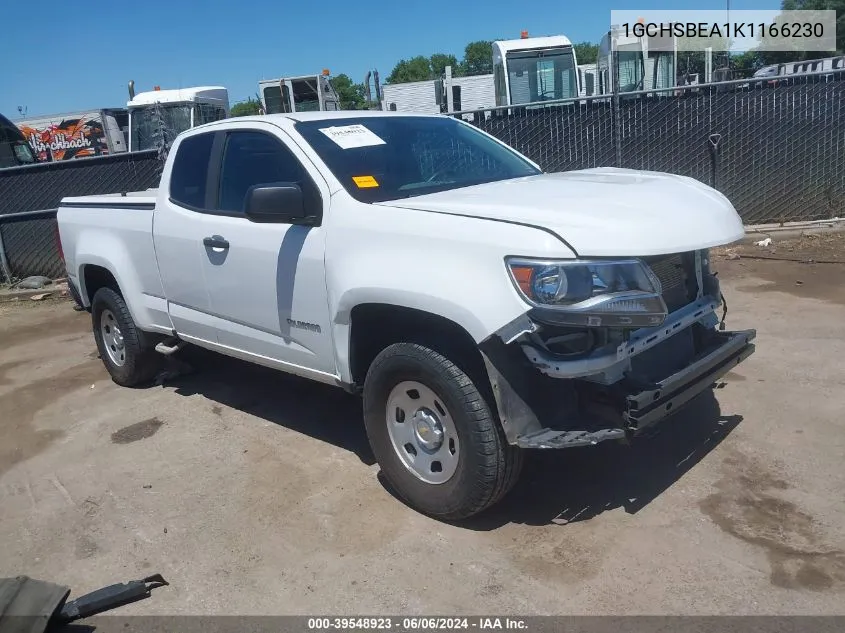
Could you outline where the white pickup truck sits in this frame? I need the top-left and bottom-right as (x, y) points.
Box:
(58, 111), (756, 520)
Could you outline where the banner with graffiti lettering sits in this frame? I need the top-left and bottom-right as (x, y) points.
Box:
(18, 112), (111, 162)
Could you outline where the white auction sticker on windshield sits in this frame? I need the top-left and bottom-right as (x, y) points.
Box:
(319, 124), (386, 149)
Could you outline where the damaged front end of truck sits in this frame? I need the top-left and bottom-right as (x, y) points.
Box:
(480, 250), (756, 449)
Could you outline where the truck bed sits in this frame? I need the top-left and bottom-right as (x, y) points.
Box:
(57, 190), (172, 334)
(61, 189), (158, 207)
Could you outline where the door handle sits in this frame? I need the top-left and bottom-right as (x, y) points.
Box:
(203, 236), (229, 249)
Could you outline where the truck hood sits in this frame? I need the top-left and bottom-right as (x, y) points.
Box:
(377, 168), (745, 257)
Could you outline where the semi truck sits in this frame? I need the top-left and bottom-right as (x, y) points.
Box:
(57, 110), (755, 520)
(258, 72), (340, 114)
(127, 83), (230, 152)
(493, 34), (582, 107)
(590, 25), (678, 95)
(381, 33), (582, 114)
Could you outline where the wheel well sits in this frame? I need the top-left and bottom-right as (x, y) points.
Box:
(82, 265), (120, 304)
(349, 304), (486, 388)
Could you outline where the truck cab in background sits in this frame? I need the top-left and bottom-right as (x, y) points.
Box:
(493, 34), (581, 107)
(591, 25), (677, 96)
(258, 72), (340, 114)
(127, 84), (230, 152)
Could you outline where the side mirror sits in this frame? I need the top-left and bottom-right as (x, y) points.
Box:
(244, 183), (310, 224)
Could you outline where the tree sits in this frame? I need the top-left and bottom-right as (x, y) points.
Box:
(781, 0), (844, 53)
(731, 0), (844, 68)
(461, 40), (494, 76)
(430, 53), (460, 77)
(676, 32), (732, 79)
(730, 51), (766, 75)
(387, 56), (433, 83)
(230, 96), (262, 117)
(573, 42), (599, 65)
(332, 73), (366, 109)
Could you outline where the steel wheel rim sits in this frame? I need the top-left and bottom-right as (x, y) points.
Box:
(385, 380), (460, 484)
(100, 309), (126, 367)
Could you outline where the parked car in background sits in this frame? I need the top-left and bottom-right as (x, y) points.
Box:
(0, 112), (37, 168)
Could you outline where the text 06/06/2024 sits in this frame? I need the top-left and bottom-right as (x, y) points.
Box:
(306, 617), (529, 630)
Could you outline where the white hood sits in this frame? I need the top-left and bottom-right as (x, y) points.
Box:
(378, 168), (745, 257)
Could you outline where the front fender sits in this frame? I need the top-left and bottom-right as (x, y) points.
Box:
(325, 202), (575, 383)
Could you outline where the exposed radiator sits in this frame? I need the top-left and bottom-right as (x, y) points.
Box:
(645, 253), (693, 313)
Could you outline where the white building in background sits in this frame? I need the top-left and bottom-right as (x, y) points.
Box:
(381, 72), (495, 114)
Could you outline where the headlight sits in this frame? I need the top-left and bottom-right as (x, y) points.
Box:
(506, 258), (668, 328)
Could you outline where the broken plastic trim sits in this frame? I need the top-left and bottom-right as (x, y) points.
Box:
(521, 295), (721, 380)
(516, 427), (626, 449)
(58, 574), (169, 623)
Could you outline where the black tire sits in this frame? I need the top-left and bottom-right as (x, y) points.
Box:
(363, 343), (523, 520)
(91, 287), (160, 387)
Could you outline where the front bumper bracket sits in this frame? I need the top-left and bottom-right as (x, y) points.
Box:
(624, 328), (756, 432)
(482, 326), (756, 449)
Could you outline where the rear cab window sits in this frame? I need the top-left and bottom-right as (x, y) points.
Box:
(169, 132), (215, 209)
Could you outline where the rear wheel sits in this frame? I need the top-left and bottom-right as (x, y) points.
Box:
(363, 342), (522, 520)
(91, 287), (160, 387)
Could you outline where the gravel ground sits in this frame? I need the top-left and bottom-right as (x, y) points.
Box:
(1, 244), (844, 615)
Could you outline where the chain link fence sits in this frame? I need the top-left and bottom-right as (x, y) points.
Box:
(0, 150), (162, 282)
(2, 74), (843, 282)
(460, 102), (618, 173)
(456, 70), (845, 226)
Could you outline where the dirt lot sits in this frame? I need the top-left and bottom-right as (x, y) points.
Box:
(1, 236), (844, 615)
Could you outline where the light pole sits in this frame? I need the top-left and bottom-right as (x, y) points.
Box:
(725, 0), (731, 69)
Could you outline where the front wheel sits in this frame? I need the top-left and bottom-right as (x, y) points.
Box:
(91, 287), (160, 387)
(363, 343), (522, 520)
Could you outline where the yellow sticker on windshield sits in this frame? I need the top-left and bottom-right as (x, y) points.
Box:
(352, 175), (379, 188)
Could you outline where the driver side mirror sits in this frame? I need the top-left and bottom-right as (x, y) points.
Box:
(243, 183), (312, 224)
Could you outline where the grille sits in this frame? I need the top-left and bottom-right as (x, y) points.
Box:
(646, 253), (692, 313)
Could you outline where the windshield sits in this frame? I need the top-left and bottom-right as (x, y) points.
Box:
(618, 48), (645, 92)
(130, 104), (192, 151)
(263, 85), (288, 114)
(262, 79), (322, 114)
(506, 48), (578, 104)
(295, 116), (541, 203)
(652, 51), (675, 89)
(291, 79), (320, 112)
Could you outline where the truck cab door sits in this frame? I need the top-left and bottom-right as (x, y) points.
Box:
(197, 123), (336, 378)
(152, 130), (219, 343)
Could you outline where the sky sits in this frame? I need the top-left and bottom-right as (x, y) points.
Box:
(1, 0), (780, 119)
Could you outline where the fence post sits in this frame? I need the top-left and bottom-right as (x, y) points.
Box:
(611, 35), (623, 168)
(0, 224), (12, 284)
